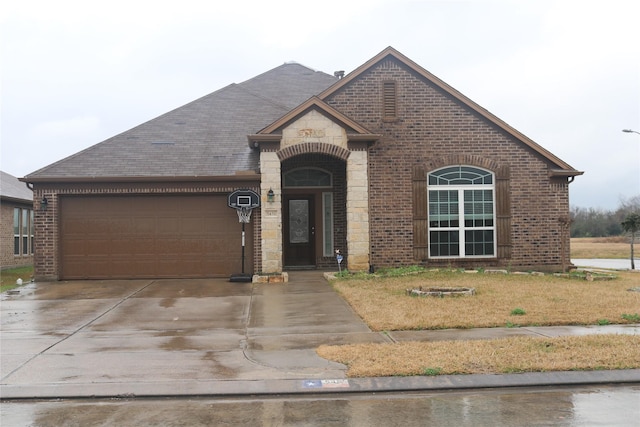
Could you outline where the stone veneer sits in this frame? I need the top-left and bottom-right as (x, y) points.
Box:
(260, 151), (282, 273)
(345, 150), (370, 271)
(259, 110), (370, 273)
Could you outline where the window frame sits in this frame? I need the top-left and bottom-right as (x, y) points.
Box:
(13, 208), (20, 255)
(13, 207), (34, 256)
(283, 167), (333, 189)
(427, 166), (496, 259)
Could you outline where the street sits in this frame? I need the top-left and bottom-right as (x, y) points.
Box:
(2, 384), (639, 426)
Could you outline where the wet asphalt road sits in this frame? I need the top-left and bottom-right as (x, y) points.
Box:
(2, 385), (639, 426)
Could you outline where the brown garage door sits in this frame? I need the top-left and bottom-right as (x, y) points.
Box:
(60, 195), (252, 279)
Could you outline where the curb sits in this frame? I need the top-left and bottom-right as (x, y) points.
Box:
(3, 369), (640, 400)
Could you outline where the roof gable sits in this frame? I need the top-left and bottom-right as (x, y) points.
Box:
(248, 97), (381, 149)
(320, 47), (582, 175)
(257, 96), (375, 135)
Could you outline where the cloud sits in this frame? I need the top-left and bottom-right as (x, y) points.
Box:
(2, 116), (102, 177)
(1, 0), (639, 209)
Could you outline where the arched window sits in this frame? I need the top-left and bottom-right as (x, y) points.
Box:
(428, 166), (495, 258)
(283, 168), (332, 188)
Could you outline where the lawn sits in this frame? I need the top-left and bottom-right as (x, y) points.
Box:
(0, 265), (33, 293)
(571, 236), (633, 259)
(329, 269), (640, 331)
(318, 268), (640, 377)
(318, 335), (640, 377)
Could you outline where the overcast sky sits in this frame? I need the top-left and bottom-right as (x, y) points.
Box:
(2, 0), (639, 209)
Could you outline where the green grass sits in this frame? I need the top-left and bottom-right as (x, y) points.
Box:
(622, 313), (640, 322)
(1, 266), (33, 292)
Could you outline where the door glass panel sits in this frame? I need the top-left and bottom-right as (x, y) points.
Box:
(323, 192), (333, 256)
(289, 200), (309, 243)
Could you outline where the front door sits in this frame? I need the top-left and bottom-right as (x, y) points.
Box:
(284, 195), (315, 267)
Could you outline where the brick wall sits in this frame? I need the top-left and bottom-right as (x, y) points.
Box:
(325, 57), (572, 271)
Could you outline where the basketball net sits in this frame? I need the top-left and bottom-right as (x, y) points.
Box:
(236, 206), (253, 223)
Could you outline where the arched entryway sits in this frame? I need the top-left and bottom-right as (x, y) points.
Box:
(281, 154), (347, 269)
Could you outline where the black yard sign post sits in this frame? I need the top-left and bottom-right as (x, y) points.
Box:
(227, 189), (260, 282)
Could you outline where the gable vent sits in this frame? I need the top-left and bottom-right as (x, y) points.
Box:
(383, 81), (397, 120)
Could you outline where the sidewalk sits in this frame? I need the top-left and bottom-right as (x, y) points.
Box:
(1, 272), (639, 400)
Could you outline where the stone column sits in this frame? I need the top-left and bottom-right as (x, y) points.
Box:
(346, 150), (370, 272)
(260, 151), (282, 273)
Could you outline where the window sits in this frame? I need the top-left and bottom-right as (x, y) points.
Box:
(13, 208), (20, 255)
(283, 168), (332, 188)
(322, 192), (334, 257)
(13, 207), (34, 256)
(428, 166), (495, 258)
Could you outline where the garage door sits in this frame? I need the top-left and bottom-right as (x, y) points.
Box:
(60, 195), (252, 279)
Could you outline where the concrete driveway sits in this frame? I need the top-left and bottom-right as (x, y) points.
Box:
(1, 272), (385, 398)
(3, 271), (639, 400)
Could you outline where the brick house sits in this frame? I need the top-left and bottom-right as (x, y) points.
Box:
(22, 47), (582, 280)
(1, 171), (34, 269)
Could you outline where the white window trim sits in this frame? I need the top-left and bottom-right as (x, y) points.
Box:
(428, 183), (496, 259)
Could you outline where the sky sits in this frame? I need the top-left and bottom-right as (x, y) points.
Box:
(1, 0), (639, 210)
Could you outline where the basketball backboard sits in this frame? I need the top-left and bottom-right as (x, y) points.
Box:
(228, 189), (260, 209)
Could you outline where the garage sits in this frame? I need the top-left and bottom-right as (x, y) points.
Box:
(59, 195), (252, 279)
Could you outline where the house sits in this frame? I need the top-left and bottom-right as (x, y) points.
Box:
(1, 171), (34, 269)
(22, 47), (582, 281)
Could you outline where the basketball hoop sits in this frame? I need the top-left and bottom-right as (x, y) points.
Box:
(227, 189), (260, 282)
(236, 206), (253, 223)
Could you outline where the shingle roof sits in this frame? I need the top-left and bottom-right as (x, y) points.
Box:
(1, 171), (33, 202)
(25, 63), (337, 180)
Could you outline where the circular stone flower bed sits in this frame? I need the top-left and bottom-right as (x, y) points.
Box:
(406, 286), (476, 297)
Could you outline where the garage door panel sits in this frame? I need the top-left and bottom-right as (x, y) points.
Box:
(129, 239), (156, 255)
(157, 218), (179, 233)
(60, 195), (251, 279)
(85, 239), (110, 253)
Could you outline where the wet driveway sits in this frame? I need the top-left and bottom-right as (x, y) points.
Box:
(2, 271), (639, 403)
(1, 273), (384, 398)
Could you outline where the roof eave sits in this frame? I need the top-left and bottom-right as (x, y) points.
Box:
(20, 173), (261, 184)
(550, 169), (584, 178)
(247, 134), (281, 148)
(0, 195), (34, 204)
(347, 133), (382, 142)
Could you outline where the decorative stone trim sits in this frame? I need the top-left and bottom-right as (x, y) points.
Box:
(406, 287), (476, 297)
(252, 272), (289, 283)
(277, 143), (350, 161)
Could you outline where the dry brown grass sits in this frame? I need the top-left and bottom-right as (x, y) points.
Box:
(317, 335), (640, 377)
(331, 270), (640, 331)
(571, 236), (633, 259)
(318, 269), (640, 377)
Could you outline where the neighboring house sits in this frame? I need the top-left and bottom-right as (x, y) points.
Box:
(1, 171), (34, 269)
(23, 47), (582, 281)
